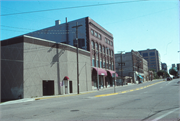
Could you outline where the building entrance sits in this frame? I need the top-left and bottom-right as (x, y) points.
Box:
(42, 80), (54, 96)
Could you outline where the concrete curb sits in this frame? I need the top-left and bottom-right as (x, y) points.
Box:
(35, 91), (97, 100)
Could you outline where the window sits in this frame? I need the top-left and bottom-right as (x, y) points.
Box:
(102, 46), (105, 53)
(91, 29), (94, 35)
(91, 41), (94, 49)
(108, 40), (110, 44)
(92, 57), (95, 67)
(99, 44), (102, 52)
(106, 48), (108, 55)
(106, 62), (108, 69)
(149, 52), (155, 56)
(95, 31), (98, 37)
(110, 41), (113, 46)
(100, 60), (102, 68)
(112, 62), (114, 70)
(96, 60), (99, 67)
(150, 60), (156, 62)
(98, 34), (101, 40)
(109, 49), (111, 56)
(103, 61), (106, 68)
(95, 43), (98, 50)
(112, 50), (114, 57)
(143, 53), (148, 57)
(105, 38), (107, 43)
(109, 61), (111, 69)
(150, 57), (155, 59)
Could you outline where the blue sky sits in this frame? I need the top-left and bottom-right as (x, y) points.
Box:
(0, 0), (179, 70)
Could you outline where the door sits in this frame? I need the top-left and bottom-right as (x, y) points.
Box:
(43, 80), (54, 96)
(69, 81), (73, 93)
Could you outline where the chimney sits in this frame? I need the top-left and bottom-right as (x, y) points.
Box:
(55, 20), (61, 26)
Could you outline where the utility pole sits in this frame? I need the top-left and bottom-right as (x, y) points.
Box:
(72, 22), (82, 94)
(118, 51), (125, 86)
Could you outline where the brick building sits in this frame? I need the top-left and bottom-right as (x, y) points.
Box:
(25, 17), (117, 89)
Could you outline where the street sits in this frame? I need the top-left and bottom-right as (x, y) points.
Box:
(1, 79), (179, 121)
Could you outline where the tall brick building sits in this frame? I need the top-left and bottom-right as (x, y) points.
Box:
(25, 17), (117, 89)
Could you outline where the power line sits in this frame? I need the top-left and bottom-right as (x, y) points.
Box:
(0, 0), (149, 16)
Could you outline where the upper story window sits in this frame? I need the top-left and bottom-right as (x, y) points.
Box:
(91, 40), (94, 49)
(149, 52), (155, 56)
(110, 41), (113, 46)
(95, 43), (98, 50)
(105, 38), (113, 46)
(143, 53), (148, 57)
(105, 38), (107, 43)
(109, 49), (111, 56)
(99, 44), (102, 52)
(91, 29), (94, 35)
(98, 34), (101, 40)
(94, 31), (98, 37)
(106, 48), (109, 55)
(102, 46), (105, 54)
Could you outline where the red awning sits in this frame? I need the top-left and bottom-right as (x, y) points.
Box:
(64, 76), (69, 80)
(93, 67), (107, 76)
(107, 70), (118, 77)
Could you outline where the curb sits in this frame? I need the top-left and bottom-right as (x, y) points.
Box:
(35, 91), (97, 100)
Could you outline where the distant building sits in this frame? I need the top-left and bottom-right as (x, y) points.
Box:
(138, 49), (161, 72)
(172, 64), (176, 68)
(115, 50), (149, 84)
(1, 35), (92, 101)
(161, 63), (167, 72)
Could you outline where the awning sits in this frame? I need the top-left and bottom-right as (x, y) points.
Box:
(107, 70), (118, 77)
(139, 75), (143, 79)
(63, 76), (69, 80)
(93, 67), (107, 76)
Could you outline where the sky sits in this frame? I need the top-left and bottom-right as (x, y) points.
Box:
(0, 0), (179, 71)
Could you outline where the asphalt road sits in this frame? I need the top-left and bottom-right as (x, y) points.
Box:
(1, 79), (179, 121)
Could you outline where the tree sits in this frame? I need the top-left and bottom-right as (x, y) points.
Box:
(169, 67), (178, 77)
(157, 70), (164, 77)
(157, 70), (170, 78)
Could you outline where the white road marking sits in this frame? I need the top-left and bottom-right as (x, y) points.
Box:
(152, 108), (179, 121)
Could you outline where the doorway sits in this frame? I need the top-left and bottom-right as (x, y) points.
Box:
(43, 80), (54, 96)
(69, 81), (73, 93)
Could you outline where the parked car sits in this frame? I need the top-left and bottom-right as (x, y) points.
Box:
(167, 77), (172, 81)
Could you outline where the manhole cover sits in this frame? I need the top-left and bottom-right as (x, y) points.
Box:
(70, 110), (79, 112)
